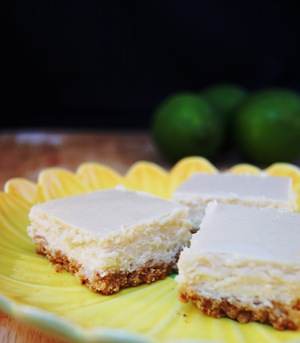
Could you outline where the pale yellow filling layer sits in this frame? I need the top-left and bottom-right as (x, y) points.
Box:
(176, 249), (300, 308)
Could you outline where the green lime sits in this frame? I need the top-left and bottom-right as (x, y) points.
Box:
(202, 83), (248, 124)
(233, 88), (300, 164)
(151, 92), (225, 162)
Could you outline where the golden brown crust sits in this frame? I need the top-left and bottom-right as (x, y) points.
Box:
(34, 235), (177, 295)
(179, 288), (300, 331)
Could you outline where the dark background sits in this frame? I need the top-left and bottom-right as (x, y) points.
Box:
(3, 1), (300, 129)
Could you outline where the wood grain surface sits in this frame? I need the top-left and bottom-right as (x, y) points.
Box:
(0, 130), (171, 191)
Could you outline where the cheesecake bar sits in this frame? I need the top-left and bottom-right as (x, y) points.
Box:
(173, 172), (296, 231)
(176, 201), (300, 330)
(27, 188), (192, 295)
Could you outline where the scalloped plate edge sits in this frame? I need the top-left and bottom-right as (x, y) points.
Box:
(0, 293), (155, 343)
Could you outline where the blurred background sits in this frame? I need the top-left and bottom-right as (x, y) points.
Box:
(3, 1), (300, 129)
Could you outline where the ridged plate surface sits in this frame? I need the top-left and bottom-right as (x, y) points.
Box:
(1, 157), (300, 343)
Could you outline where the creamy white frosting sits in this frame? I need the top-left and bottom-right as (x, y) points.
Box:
(194, 201), (300, 263)
(29, 188), (188, 236)
(174, 172), (295, 204)
(173, 173), (297, 231)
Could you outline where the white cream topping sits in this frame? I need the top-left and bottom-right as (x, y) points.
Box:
(194, 201), (300, 263)
(173, 172), (296, 210)
(29, 188), (188, 237)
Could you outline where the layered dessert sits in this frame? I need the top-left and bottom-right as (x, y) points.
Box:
(176, 201), (300, 330)
(27, 188), (192, 295)
(173, 172), (296, 231)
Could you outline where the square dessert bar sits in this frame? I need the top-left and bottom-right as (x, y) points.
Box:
(173, 172), (296, 231)
(27, 188), (192, 295)
(176, 201), (300, 330)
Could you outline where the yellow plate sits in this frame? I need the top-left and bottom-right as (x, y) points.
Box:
(1, 157), (300, 343)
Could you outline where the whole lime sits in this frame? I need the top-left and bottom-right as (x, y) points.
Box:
(233, 88), (300, 164)
(151, 93), (225, 162)
(202, 83), (248, 124)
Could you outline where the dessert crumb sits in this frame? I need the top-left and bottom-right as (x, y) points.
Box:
(55, 264), (62, 273)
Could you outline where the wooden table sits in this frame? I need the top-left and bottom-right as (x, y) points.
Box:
(0, 129), (261, 191)
(0, 130), (172, 191)
(0, 130), (299, 343)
